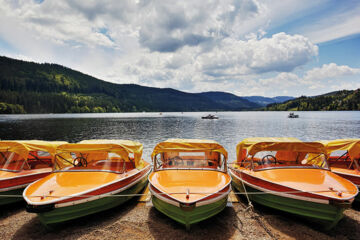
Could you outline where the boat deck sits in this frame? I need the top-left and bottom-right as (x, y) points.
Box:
(149, 170), (231, 203)
(25, 168), (141, 203)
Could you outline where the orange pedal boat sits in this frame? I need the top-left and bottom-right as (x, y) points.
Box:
(23, 139), (151, 226)
(148, 139), (231, 230)
(229, 137), (358, 230)
(0, 140), (66, 205)
(320, 139), (360, 202)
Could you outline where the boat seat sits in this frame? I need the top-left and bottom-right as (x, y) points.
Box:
(81, 160), (136, 172)
(31, 163), (53, 169)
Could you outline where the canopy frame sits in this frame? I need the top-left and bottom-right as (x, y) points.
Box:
(236, 138), (329, 171)
(0, 140), (66, 172)
(54, 140), (144, 171)
(151, 139), (228, 173)
(320, 139), (360, 171)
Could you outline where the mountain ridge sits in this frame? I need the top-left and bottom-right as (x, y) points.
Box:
(0, 56), (267, 113)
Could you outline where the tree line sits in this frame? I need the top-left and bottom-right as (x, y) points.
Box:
(266, 89), (360, 111)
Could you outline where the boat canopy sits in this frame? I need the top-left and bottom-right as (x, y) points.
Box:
(151, 138), (228, 160)
(319, 139), (360, 160)
(56, 139), (144, 169)
(236, 137), (327, 162)
(0, 140), (66, 159)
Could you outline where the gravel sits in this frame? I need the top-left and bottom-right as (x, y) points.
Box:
(0, 199), (359, 240)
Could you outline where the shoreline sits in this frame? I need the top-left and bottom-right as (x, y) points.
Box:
(1, 197), (359, 240)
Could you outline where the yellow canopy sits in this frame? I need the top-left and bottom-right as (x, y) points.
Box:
(236, 137), (326, 162)
(56, 139), (144, 168)
(0, 140), (67, 159)
(319, 139), (360, 159)
(151, 138), (228, 160)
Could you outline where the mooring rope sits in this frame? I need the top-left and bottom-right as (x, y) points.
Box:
(0, 188), (355, 198)
(240, 179), (254, 211)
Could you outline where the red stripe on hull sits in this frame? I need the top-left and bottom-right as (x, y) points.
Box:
(57, 165), (150, 204)
(0, 172), (51, 190)
(149, 183), (230, 204)
(231, 169), (330, 201)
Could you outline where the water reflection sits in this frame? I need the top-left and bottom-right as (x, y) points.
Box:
(0, 111), (359, 161)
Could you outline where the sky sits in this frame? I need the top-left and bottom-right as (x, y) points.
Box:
(0, 0), (359, 97)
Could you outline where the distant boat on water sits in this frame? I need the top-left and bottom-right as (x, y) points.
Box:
(288, 112), (299, 118)
(201, 114), (219, 119)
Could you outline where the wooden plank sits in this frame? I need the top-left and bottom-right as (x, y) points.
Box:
(138, 184), (151, 202)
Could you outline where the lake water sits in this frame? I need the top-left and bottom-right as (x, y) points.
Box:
(0, 111), (359, 162)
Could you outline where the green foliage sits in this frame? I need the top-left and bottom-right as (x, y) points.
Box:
(0, 102), (25, 114)
(266, 90), (360, 111)
(0, 56), (259, 113)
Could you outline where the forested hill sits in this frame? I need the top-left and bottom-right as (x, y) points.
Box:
(265, 89), (360, 111)
(0, 56), (261, 113)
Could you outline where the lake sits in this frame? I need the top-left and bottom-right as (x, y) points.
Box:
(0, 111), (359, 161)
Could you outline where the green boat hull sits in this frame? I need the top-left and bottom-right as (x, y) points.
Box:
(152, 195), (228, 230)
(36, 176), (148, 226)
(231, 175), (346, 230)
(0, 188), (25, 206)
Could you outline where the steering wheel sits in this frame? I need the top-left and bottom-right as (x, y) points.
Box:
(73, 156), (87, 167)
(261, 155), (277, 165)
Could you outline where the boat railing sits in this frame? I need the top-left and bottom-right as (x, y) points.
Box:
(54, 169), (123, 174)
(154, 167), (227, 173)
(252, 164), (329, 172)
(154, 153), (227, 172)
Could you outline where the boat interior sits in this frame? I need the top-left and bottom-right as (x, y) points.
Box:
(328, 151), (360, 171)
(54, 151), (138, 173)
(154, 151), (227, 172)
(237, 149), (329, 171)
(0, 150), (53, 173)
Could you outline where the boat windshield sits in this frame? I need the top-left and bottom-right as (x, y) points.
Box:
(54, 151), (135, 173)
(154, 151), (226, 172)
(328, 150), (360, 171)
(0, 151), (53, 172)
(239, 150), (329, 171)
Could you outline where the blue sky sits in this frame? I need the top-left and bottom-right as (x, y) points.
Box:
(0, 0), (359, 97)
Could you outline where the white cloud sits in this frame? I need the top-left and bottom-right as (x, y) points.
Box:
(198, 33), (318, 76)
(255, 63), (360, 96)
(0, 0), (358, 97)
(304, 63), (360, 82)
(259, 72), (300, 86)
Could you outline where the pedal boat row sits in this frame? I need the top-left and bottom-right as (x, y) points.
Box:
(0, 138), (359, 230)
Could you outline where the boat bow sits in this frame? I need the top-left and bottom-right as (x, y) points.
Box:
(149, 170), (231, 206)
